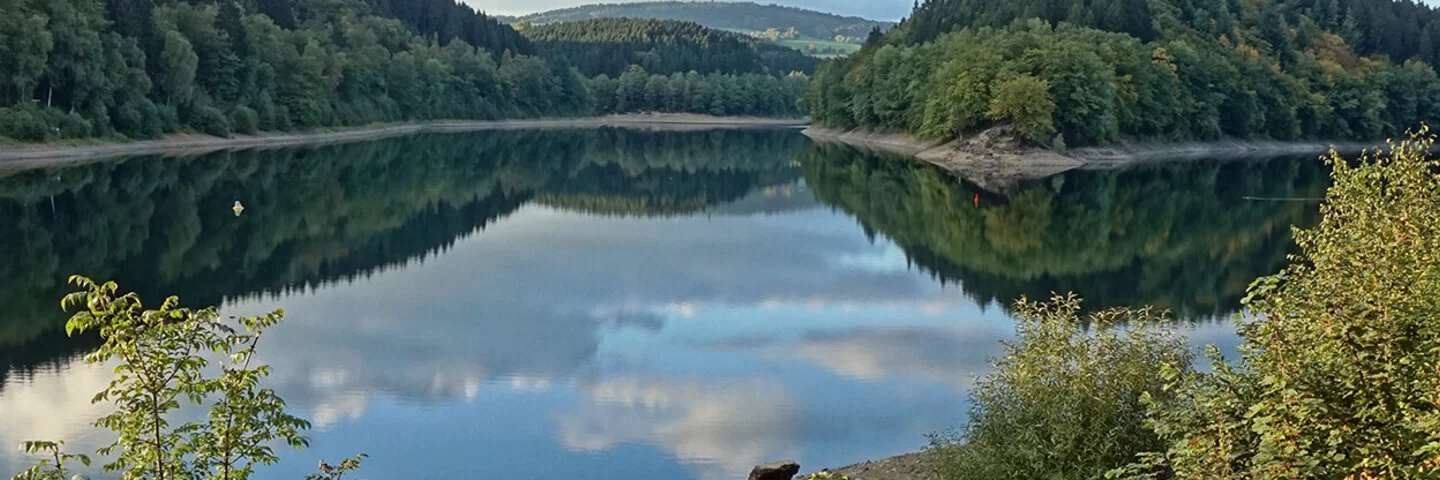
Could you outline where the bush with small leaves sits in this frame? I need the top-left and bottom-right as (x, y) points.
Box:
(0, 105), (54, 142)
(805, 472), (849, 480)
(54, 112), (92, 139)
(10, 277), (363, 480)
(930, 293), (1192, 480)
(10, 442), (90, 480)
(114, 98), (166, 139)
(229, 106), (259, 135)
(191, 106), (232, 137)
(1117, 129), (1440, 479)
(307, 453), (368, 480)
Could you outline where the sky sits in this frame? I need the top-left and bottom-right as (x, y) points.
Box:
(463, 0), (914, 22)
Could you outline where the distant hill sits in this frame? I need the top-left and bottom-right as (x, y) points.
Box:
(505, 2), (895, 56)
(523, 18), (820, 77)
(362, 0), (532, 55)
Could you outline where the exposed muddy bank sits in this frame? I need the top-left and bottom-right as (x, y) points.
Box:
(0, 114), (808, 169)
(803, 126), (1378, 191)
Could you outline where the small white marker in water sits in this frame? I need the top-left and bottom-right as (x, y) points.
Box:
(233, 200), (245, 216)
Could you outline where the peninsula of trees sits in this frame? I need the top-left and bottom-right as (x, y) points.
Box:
(805, 0), (1440, 146)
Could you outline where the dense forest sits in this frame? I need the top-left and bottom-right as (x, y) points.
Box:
(0, 0), (807, 143)
(587, 66), (807, 116)
(505, 1), (893, 42)
(800, 144), (1326, 319)
(522, 18), (820, 77)
(805, 0), (1440, 146)
(0, 0), (588, 142)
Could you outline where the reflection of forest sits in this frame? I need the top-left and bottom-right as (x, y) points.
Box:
(0, 128), (807, 378)
(800, 144), (1328, 319)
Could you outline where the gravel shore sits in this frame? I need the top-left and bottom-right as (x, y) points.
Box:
(812, 452), (936, 480)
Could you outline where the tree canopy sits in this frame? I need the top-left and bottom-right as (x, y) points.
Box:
(0, 0), (806, 143)
(508, 1), (893, 41)
(806, 0), (1440, 146)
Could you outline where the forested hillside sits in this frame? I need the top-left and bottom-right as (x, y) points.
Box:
(805, 0), (1440, 146)
(509, 1), (893, 41)
(358, 0), (532, 54)
(0, 0), (806, 144)
(0, 0), (589, 142)
(587, 66), (807, 116)
(523, 18), (819, 77)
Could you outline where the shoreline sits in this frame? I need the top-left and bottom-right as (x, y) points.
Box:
(802, 126), (1381, 191)
(821, 451), (934, 480)
(0, 114), (808, 169)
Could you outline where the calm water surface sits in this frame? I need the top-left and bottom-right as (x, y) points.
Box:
(0, 128), (1327, 479)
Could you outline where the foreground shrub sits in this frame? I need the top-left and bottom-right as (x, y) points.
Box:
(1122, 130), (1440, 479)
(929, 294), (1192, 480)
(11, 277), (362, 480)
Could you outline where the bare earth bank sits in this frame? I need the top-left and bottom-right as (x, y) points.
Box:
(0, 114), (808, 169)
(803, 126), (1380, 192)
(816, 452), (936, 480)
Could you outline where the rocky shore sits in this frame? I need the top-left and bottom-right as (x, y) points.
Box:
(802, 126), (1378, 191)
(749, 452), (935, 480)
(823, 452), (935, 480)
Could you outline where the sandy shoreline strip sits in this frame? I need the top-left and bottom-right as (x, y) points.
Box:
(0, 114), (808, 169)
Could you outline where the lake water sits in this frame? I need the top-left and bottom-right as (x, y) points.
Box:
(0, 127), (1328, 479)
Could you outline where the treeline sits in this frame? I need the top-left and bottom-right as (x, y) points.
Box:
(807, 0), (1440, 146)
(510, 1), (894, 41)
(523, 18), (820, 77)
(357, 0), (531, 54)
(810, 22), (1440, 146)
(0, 0), (807, 143)
(0, 0), (593, 142)
(589, 66), (807, 116)
(899, 0), (1440, 68)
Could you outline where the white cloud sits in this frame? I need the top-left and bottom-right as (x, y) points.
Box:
(0, 363), (117, 474)
(557, 377), (801, 480)
(785, 326), (1005, 391)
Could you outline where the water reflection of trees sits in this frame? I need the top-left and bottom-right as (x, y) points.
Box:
(800, 144), (1328, 319)
(0, 128), (806, 363)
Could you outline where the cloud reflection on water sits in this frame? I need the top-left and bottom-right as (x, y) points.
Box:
(217, 199), (981, 479)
